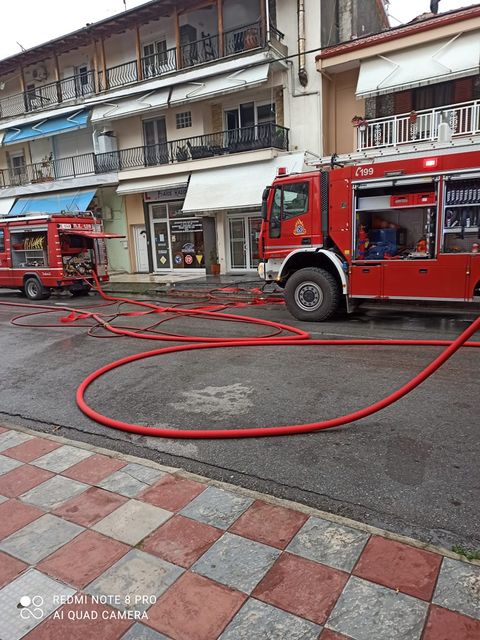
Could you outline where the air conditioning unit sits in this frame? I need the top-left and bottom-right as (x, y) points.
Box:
(32, 65), (48, 81)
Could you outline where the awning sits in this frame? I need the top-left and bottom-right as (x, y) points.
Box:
(182, 153), (307, 213)
(3, 110), (90, 145)
(8, 189), (96, 216)
(356, 31), (480, 98)
(91, 90), (169, 122)
(170, 64), (270, 106)
(116, 173), (190, 195)
(0, 197), (16, 216)
(59, 230), (124, 239)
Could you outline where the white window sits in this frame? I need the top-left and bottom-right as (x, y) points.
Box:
(176, 111), (192, 129)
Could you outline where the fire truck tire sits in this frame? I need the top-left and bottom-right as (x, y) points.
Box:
(285, 268), (340, 322)
(24, 277), (50, 301)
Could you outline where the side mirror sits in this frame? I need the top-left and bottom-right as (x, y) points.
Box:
(261, 186), (270, 220)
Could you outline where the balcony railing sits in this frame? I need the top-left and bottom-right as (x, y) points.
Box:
(0, 123), (288, 190)
(0, 153), (97, 189)
(357, 99), (480, 151)
(0, 71), (96, 119)
(95, 123), (289, 172)
(0, 20), (267, 119)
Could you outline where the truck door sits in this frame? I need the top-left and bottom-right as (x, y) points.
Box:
(264, 175), (320, 261)
(0, 226), (12, 287)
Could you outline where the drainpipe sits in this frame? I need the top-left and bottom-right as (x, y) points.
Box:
(265, 0), (271, 43)
(297, 0), (308, 87)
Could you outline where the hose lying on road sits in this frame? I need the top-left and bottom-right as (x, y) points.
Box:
(1, 275), (479, 439)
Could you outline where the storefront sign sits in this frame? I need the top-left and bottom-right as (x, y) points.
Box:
(170, 219), (203, 234)
(144, 186), (188, 202)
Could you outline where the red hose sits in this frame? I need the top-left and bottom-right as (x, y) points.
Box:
(76, 316), (480, 439)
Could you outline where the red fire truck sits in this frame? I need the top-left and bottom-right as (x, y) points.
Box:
(258, 148), (480, 321)
(0, 213), (121, 300)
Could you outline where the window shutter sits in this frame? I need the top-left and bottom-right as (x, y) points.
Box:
(454, 77), (473, 104)
(394, 90), (413, 114)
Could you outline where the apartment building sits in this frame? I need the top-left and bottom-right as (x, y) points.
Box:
(317, 5), (480, 158)
(0, 0), (386, 274)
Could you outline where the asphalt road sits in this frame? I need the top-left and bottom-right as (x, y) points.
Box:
(0, 288), (479, 551)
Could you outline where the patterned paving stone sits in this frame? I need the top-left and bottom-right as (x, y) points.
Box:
(0, 568), (75, 640)
(192, 532), (280, 594)
(180, 486), (253, 529)
(422, 604), (480, 640)
(118, 463), (166, 485)
(0, 499), (43, 539)
(253, 552), (349, 625)
(0, 427), (8, 434)
(32, 445), (93, 473)
(2, 438), (61, 463)
(140, 474), (206, 512)
(53, 486), (128, 527)
(230, 500), (308, 550)
(147, 572), (245, 640)
(0, 495), (7, 504)
(219, 598), (321, 640)
(61, 453), (126, 484)
(120, 624), (170, 640)
(38, 530), (129, 589)
(0, 551), (27, 589)
(0, 431), (32, 453)
(353, 535), (442, 601)
(433, 557), (480, 620)
(20, 475), (88, 510)
(97, 470), (152, 498)
(319, 631), (352, 640)
(92, 499), (172, 546)
(142, 514), (222, 568)
(287, 516), (370, 572)
(24, 598), (133, 640)
(0, 454), (23, 475)
(0, 514), (84, 563)
(326, 576), (428, 640)
(87, 549), (183, 612)
(0, 465), (53, 499)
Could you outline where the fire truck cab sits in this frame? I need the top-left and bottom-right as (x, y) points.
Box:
(0, 213), (121, 300)
(258, 149), (480, 321)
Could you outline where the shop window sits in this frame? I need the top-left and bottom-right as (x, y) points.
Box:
(176, 111), (192, 129)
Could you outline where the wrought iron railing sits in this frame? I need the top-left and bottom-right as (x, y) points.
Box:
(357, 99), (480, 151)
(0, 123), (288, 189)
(94, 123), (289, 172)
(0, 153), (97, 189)
(0, 71), (96, 119)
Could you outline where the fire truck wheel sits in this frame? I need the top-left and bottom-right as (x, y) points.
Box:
(24, 277), (51, 301)
(285, 268), (340, 322)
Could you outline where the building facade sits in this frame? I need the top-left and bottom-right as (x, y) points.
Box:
(0, 0), (386, 274)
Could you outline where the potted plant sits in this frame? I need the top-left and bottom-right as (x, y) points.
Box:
(209, 249), (220, 276)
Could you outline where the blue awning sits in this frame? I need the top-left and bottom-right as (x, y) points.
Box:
(8, 189), (96, 216)
(3, 110), (90, 145)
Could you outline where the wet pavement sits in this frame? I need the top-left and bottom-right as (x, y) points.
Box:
(0, 288), (479, 551)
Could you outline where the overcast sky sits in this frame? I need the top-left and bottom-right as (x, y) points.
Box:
(0, 0), (476, 60)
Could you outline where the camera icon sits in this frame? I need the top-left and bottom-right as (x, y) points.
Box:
(18, 595), (44, 620)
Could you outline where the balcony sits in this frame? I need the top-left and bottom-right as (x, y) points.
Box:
(0, 123), (289, 190)
(357, 100), (480, 151)
(0, 153), (97, 189)
(94, 123), (289, 172)
(0, 21), (265, 120)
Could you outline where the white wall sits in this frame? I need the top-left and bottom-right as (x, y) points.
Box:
(276, 0), (322, 156)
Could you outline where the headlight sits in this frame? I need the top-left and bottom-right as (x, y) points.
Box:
(257, 262), (265, 279)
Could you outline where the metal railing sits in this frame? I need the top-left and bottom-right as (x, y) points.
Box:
(0, 153), (97, 189)
(95, 123), (289, 172)
(357, 99), (480, 151)
(0, 71), (96, 119)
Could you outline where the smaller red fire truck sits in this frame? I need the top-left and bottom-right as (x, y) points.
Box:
(258, 148), (480, 321)
(0, 213), (121, 300)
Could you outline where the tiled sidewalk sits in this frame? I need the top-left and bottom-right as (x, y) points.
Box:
(0, 426), (479, 640)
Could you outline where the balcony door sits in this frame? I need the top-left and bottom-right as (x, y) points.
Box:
(7, 151), (27, 186)
(143, 40), (168, 78)
(225, 102), (275, 151)
(143, 117), (168, 166)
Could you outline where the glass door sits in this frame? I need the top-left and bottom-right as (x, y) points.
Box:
(152, 220), (171, 269)
(248, 217), (262, 268)
(143, 118), (168, 166)
(229, 218), (247, 269)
